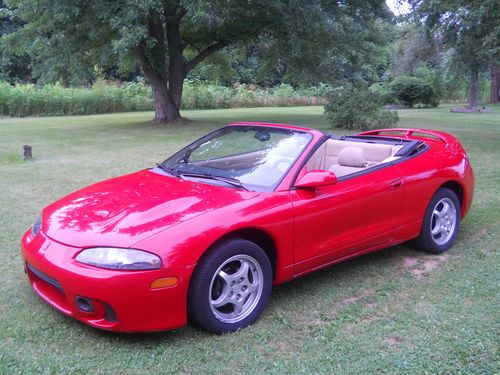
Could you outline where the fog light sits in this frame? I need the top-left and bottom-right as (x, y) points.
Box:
(75, 296), (94, 312)
(150, 277), (178, 289)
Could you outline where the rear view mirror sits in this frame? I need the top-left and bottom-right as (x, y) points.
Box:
(294, 170), (337, 189)
(254, 130), (270, 142)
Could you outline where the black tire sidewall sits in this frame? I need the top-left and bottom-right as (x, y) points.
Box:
(187, 238), (273, 334)
(416, 187), (461, 254)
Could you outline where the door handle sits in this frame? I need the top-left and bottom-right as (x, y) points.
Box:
(389, 178), (404, 190)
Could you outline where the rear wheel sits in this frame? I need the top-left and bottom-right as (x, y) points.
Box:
(188, 239), (272, 334)
(412, 188), (460, 254)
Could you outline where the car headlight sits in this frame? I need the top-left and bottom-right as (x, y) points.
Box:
(75, 247), (161, 270)
(32, 215), (42, 237)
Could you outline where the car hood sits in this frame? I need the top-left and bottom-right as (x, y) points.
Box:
(42, 169), (259, 248)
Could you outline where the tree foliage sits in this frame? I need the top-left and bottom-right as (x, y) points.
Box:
(389, 22), (440, 78)
(3, 0), (392, 123)
(0, 0), (30, 82)
(410, 0), (500, 107)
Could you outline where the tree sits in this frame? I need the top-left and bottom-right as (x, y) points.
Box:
(410, 0), (500, 108)
(491, 64), (500, 103)
(389, 22), (440, 78)
(256, 4), (394, 87)
(0, 0), (31, 82)
(3, 0), (391, 123)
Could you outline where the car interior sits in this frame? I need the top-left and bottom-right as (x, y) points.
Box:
(305, 138), (406, 177)
(191, 134), (425, 181)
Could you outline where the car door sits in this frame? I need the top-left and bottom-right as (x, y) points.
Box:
(290, 165), (404, 276)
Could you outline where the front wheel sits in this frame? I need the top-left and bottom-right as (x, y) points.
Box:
(412, 188), (461, 254)
(188, 239), (272, 334)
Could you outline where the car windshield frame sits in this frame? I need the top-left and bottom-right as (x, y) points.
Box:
(159, 125), (313, 192)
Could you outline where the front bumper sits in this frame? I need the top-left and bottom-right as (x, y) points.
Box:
(20, 230), (194, 332)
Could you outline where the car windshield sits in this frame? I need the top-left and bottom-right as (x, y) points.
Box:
(160, 126), (312, 191)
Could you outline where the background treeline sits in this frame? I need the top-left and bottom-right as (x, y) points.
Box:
(0, 0), (497, 121)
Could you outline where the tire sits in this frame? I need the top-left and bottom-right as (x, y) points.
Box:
(412, 188), (461, 254)
(187, 239), (272, 334)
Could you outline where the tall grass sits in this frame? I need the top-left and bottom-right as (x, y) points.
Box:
(0, 81), (328, 117)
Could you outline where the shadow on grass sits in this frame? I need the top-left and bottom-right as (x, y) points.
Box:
(269, 244), (424, 302)
(98, 110), (330, 132)
(77, 243), (426, 345)
(101, 119), (217, 133)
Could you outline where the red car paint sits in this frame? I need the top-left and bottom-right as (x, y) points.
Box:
(20, 123), (474, 332)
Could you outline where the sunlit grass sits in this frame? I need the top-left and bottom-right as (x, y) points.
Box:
(0, 105), (498, 373)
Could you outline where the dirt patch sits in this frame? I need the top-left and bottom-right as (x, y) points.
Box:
(359, 315), (378, 324)
(270, 339), (294, 354)
(401, 254), (451, 280)
(305, 318), (324, 327)
(297, 289), (375, 326)
(402, 257), (418, 268)
(463, 229), (489, 244)
(296, 310), (332, 327)
(411, 254), (450, 279)
(342, 289), (374, 305)
(386, 336), (403, 346)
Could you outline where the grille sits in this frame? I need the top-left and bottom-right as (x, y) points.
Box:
(26, 263), (64, 293)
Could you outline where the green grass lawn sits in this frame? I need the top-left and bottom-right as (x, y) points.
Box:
(0, 105), (498, 374)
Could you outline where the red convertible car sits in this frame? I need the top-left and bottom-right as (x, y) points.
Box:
(20, 123), (474, 333)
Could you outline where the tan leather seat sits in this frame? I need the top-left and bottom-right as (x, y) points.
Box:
(324, 140), (398, 166)
(328, 147), (366, 177)
(305, 139), (403, 173)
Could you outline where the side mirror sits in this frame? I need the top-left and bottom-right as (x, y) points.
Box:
(295, 170), (337, 189)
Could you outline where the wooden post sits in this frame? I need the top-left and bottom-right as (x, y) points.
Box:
(491, 64), (500, 103)
(23, 145), (32, 160)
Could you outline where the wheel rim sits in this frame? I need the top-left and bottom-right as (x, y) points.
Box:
(430, 197), (457, 245)
(209, 254), (264, 324)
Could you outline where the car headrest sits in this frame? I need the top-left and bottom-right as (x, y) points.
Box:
(273, 138), (303, 158)
(338, 147), (366, 167)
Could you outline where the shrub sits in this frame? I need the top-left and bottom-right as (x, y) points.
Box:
(369, 83), (398, 104)
(390, 76), (439, 108)
(324, 86), (398, 130)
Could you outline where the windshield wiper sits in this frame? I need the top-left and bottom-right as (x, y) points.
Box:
(155, 163), (181, 177)
(179, 172), (250, 191)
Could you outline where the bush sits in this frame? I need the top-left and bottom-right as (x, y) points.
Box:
(324, 86), (398, 130)
(369, 83), (398, 104)
(390, 76), (439, 108)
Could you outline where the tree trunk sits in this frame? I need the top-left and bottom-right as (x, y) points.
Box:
(135, 42), (182, 124)
(165, 13), (184, 121)
(469, 62), (479, 108)
(151, 78), (181, 123)
(491, 64), (500, 103)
